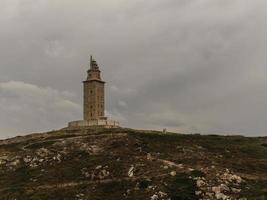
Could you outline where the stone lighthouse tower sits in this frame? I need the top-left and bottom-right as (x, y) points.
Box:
(68, 56), (119, 128)
(83, 56), (106, 121)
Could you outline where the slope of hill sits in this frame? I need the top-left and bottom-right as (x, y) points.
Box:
(0, 128), (266, 200)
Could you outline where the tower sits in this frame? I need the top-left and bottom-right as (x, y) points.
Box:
(83, 56), (106, 120)
(68, 55), (119, 128)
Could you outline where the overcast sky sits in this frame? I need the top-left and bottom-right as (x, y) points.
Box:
(1, 0), (267, 138)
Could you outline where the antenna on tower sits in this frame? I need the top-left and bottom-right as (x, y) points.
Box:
(90, 55), (93, 68)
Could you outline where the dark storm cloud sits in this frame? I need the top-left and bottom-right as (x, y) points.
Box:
(0, 0), (267, 138)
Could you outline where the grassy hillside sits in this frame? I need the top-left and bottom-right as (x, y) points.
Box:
(0, 128), (266, 200)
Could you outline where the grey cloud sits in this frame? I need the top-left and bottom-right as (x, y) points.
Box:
(1, 0), (267, 137)
(0, 81), (81, 139)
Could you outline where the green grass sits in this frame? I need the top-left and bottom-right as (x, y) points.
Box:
(190, 170), (206, 178)
(131, 131), (267, 159)
(164, 173), (198, 200)
(138, 179), (152, 189)
(241, 180), (267, 199)
(1, 128), (267, 199)
(239, 143), (267, 160)
(0, 166), (35, 198)
(25, 140), (56, 149)
(0, 143), (21, 152)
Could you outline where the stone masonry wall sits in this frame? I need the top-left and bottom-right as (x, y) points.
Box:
(83, 80), (105, 120)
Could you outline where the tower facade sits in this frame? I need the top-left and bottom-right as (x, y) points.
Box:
(83, 56), (106, 120)
(68, 55), (119, 128)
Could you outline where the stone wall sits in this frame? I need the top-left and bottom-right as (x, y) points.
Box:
(68, 119), (119, 128)
(83, 80), (105, 120)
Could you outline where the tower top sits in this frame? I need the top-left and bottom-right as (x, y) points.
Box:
(90, 55), (99, 70)
(86, 55), (104, 82)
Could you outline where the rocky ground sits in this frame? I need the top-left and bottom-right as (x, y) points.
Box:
(0, 127), (266, 200)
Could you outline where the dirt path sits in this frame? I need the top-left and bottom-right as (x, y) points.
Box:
(34, 157), (188, 191)
(35, 173), (169, 190)
(21, 133), (128, 151)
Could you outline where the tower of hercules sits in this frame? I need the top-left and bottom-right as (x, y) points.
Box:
(83, 56), (107, 120)
(68, 55), (119, 128)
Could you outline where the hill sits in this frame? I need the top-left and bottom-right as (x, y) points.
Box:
(0, 128), (267, 200)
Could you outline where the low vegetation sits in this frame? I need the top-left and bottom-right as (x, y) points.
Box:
(0, 128), (266, 199)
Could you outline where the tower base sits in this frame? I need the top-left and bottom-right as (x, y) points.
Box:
(68, 119), (119, 128)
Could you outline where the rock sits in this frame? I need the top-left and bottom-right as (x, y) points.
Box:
(128, 166), (135, 177)
(99, 169), (110, 179)
(205, 192), (214, 198)
(151, 194), (158, 200)
(136, 147), (142, 152)
(177, 164), (184, 168)
(10, 159), (20, 166)
(232, 175), (242, 184)
(196, 179), (206, 187)
(91, 172), (95, 180)
(219, 169), (243, 185)
(147, 153), (153, 160)
(220, 184), (230, 192)
(232, 188), (241, 193)
(161, 159), (181, 168)
(95, 165), (102, 170)
(23, 156), (32, 163)
(84, 172), (90, 178)
(81, 168), (91, 178)
(55, 154), (61, 162)
(158, 191), (167, 197)
(36, 148), (50, 157)
(0, 156), (8, 160)
(212, 186), (221, 193)
(150, 191), (168, 200)
(148, 186), (154, 190)
(170, 171), (176, 176)
(76, 193), (84, 197)
(215, 192), (229, 200)
(90, 145), (102, 154)
(0, 159), (6, 165)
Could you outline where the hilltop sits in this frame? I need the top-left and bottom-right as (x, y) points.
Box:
(0, 128), (267, 200)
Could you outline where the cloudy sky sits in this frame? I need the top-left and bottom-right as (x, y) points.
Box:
(1, 0), (267, 138)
